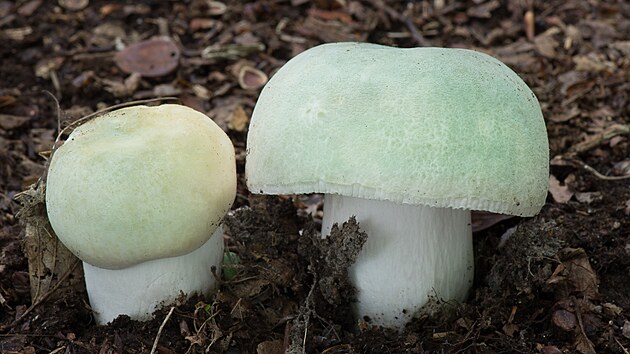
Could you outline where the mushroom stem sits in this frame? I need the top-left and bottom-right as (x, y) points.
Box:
(321, 194), (473, 329)
(83, 227), (225, 325)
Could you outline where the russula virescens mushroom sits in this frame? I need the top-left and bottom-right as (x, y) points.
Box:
(46, 104), (236, 324)
(245, 43), (549, 328)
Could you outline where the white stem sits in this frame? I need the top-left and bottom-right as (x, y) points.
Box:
(83, 226), (225, 325)
(322, 195), (473, 329)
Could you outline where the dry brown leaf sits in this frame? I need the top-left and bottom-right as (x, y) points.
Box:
(17, 0), (41, 16)
(256, 340), (284, 354)
(114, 37), (180, 77)
(563, 25), (582, 50)
(228, 105), (249, 132)
(0, 114), (30, 130)
(549, 105), (580, 123)
(548, 175), (573, 203)
(103, 72), (141, 97)
(534, 28), (560, 58)
(552, 309), (576, 331)
(573, 55), (616, 73)
(471, 211), (513, 232)
(558, 248), (599, 299)
(575, 332), (596, 354)
(190, 0), (226, 16)
(192, 84), (211, 100)
(467, 0), (500, 18)
(231, 278), (270, 299)
(611, 40), (630, 55)
(574, 192), (602, 204)
(58, 0), (88, 11)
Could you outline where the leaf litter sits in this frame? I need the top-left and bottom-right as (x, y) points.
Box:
(0, 0), (629, 353)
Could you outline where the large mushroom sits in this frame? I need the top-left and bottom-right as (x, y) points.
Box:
(245, 43), (548, 328)
(46, 104), (236, 324)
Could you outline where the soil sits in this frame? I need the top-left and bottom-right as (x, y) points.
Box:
(1, 0), (629, 353)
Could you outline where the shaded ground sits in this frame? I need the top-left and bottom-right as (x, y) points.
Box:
(1, 0), (629, 353)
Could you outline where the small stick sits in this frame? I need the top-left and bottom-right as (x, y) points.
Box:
(150, 306), (176, 354)
(559, 156), (630, 181)
(573, 298), (597, 354)
(54, 97), (181, 150)
(568, 124), (630, 155)
(367, 0), (431, 46)
(5, 259), (80, 332)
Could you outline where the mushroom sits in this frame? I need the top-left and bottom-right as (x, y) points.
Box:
(46, 104), (236, 324)
(245, 43), (548, 328)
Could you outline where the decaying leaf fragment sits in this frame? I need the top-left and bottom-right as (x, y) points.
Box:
(114, 37), (180, 77)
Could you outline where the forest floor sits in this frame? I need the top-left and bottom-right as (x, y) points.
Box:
(1, 0), (629, 353)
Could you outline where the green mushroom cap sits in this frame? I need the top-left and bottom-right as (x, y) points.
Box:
(246, 42), (549, 216)
(46, 104), (236, 269)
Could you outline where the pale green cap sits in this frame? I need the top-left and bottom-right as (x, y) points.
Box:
(246, 43), (549, 216)
(46, 104), (236, 269)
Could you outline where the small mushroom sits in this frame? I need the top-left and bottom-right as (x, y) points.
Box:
(46, 104), (236, 324)
(245, 43), (549, 329)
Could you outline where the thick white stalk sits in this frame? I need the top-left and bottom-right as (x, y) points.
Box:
(83, 226), (225, 325)
(321, 195), (473, 329)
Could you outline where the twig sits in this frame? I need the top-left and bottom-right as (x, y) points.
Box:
(150, 306), (176, 354)
(612, 333), (629, 354)
(6, 259), (80, 331)
(558, 156), (630, 181)
(201, 43), (265, 60)
(568, 124), (630, 155)
(367, 0), (431, 46)
(54, 97), (180, 151)
(573, 298), (597, 354)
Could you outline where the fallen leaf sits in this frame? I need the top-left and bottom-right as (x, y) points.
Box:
(0, 2), (11, 18)
(613, 160), (630, 176)
(152, 83), (181, 97)
(540, 346), (562, 354)
(471, 211), (513, 232)
(114, 37), (180, 77)
(192, 84), (211, 100)
(502, 323), (519, 337)
(549, 105), (580, 123)
(467, 0), (500, 18)
(534, 28), (560, 58)
(189, 18), (218, 32)
(228, 105), (249, 132)
(548, 175), (573, 203)
(574, 192), (602, 204)
(190, 0), (226, 16)
(3, 27), (33, 41)
(573, 55), (616, 73)
(256, 339), (284, 354)
(563, 25), (582, 50)
(575, 332), (596, 354)
(558, 248), (599, 299)
(17, 0), (41, 16)
(58, 0), (88, 11)
(552, 309), (576, 331)
(0, 95), (17, 108)
(611, 40), (630, 55)
(103, 72), (141, 97)
(308, 7), (353, 24)
(0, 114), (30, 130)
